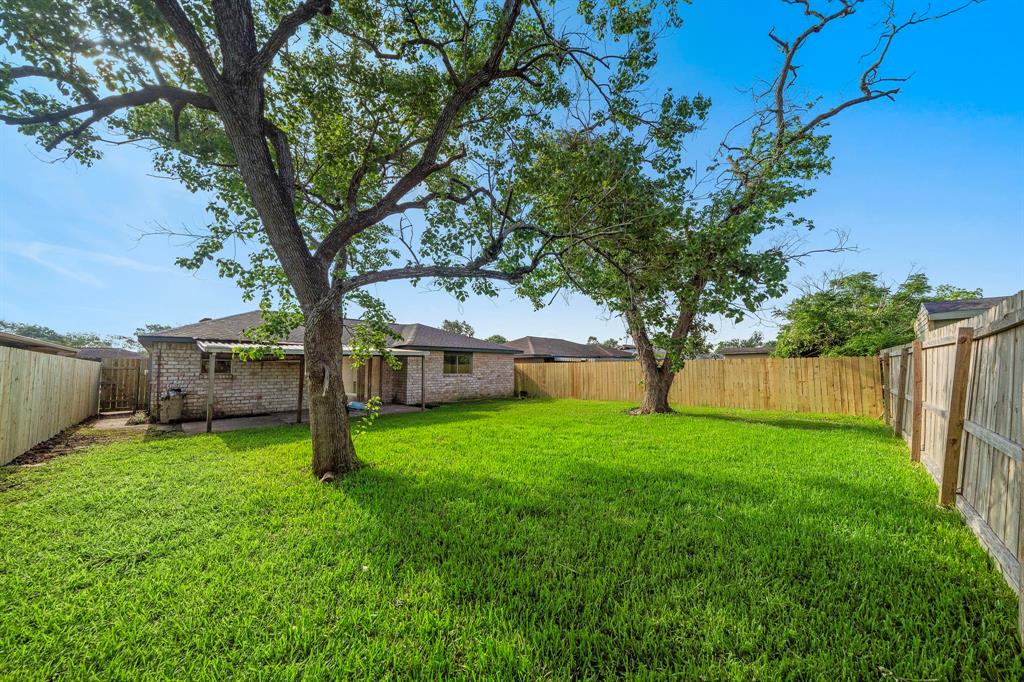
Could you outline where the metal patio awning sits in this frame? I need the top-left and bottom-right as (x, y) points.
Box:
(195, 340), (430, 357)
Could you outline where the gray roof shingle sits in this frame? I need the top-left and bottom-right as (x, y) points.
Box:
(76, 347), (146, 360)
(504, 336), (635, 359)
(140, 311), (517, 353)
(921, 297), (1006, 316)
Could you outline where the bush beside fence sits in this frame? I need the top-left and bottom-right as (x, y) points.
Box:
(0, 346), (101, 464)
(515, 355), (884, 418)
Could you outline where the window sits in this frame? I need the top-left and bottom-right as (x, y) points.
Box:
(443, 352), (473, 375)
(200, 353), (232, 375)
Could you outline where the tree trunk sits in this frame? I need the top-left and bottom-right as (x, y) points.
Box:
(625, 310), (675, 415)
(303, 306), (358, 479)
(632, 338), (675, 414)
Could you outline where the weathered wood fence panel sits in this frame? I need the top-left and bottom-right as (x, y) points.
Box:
(99, 358), (149, 412)
(0, 346), (101, 464)
(881, 291), (1024, 628)
(515, 356), (883, 418)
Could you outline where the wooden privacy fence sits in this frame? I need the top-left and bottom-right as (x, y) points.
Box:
(882, 291), (1024, 637)
(0, 346), (101, 465)
(515, 356), (883, 418)
(99, 358), (149, 412)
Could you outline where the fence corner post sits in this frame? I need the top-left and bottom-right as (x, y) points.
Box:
(938, 327), (974, 506)
(910, 340), (924, 462)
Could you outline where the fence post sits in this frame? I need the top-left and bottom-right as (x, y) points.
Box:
(938, 327), (973, 506)
(879, 353), (890, 425)
(910, 340), (924, 462)
(893, 347), (909, 437)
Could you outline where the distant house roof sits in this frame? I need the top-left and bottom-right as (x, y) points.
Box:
(504, 336), (636, 360)
(0, 331), (79, 357)
(138, 311), (518, 354)
(76, 347), (146, 361)
(719, 346), (774, 357)
(921, 297), (1006, 320)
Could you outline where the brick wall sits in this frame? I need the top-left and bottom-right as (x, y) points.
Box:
(147, 342), (308, 420)
(145, 342), (514, 419)
(399, 352), (514, 404)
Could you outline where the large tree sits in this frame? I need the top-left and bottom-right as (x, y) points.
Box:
(0, 0), (680, 478)
(524, 0), (975, 413)
(773, 271), (982, 357)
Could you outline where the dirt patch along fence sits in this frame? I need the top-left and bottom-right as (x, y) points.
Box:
(882, 291), (1024, 639)
(515, 356), (883, 418)
(0, 346), (101, 465)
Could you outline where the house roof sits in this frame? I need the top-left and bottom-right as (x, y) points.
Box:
(504, 336), (635, 359)
(921, 297), (1006, 320)
(76, 347), (146, 361)
(139, 311), (518, 354)
(0, 330), (79, 357)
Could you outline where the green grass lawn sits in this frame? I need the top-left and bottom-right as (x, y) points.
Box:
(2, 400), (1021, 679)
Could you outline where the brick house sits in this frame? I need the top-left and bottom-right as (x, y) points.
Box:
(139, 311), (519, 421)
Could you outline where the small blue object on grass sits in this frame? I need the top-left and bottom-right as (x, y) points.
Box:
(348, 401), (366, 411)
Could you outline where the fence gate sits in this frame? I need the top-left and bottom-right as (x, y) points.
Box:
(98, 358), (149, 412)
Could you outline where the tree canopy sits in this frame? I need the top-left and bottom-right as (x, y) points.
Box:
(441, 319), (475, 337)
(715, 331), (771, 353)
(772, 272), (983, 357)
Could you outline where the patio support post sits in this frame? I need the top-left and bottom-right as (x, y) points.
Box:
(205, 351), (216, 433)
(420, 355), (425, 411)
(296, 355), (305, 424)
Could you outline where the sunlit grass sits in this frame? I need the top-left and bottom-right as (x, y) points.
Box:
(1, 399), (1020, 679)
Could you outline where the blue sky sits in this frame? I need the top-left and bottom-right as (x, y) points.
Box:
(1, 0), (1021, 344)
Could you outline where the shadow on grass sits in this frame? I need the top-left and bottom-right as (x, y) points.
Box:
(681, 409), (893, 438)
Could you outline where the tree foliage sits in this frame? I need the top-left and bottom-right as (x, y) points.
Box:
(441, 319), (475, 338)
(484, 333), (507, 344)
(773, 272), (983, 357)
(587, 336), (624, 348)
(0, 0), (688, 476)
(0, 319), (165, 349)
(715, 331), (771, 353)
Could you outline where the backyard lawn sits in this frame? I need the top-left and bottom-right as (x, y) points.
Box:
(2, 400), (1022, 679)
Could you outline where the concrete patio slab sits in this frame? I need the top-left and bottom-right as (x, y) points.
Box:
(180, 404), (425, 435)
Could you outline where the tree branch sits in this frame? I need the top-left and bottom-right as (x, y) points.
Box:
(254, 0), (333, 75)
(313, 0), (525, 266)
(152, 0), (222, 85)
(4, 65), (98, 102)
(1, 85), (216, 150)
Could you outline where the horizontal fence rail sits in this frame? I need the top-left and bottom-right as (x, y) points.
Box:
(881, 290), (1024, 641)
(0, 346), (101, 464)
(515, 356), (884, 418)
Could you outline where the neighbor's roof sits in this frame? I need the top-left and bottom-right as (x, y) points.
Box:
(0, 330), (79, 357)
(504, 336), (635, 359)
(921, 297), (1006, 320)
(139, 311), (518, 354)
(76, 347), (146, 361)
